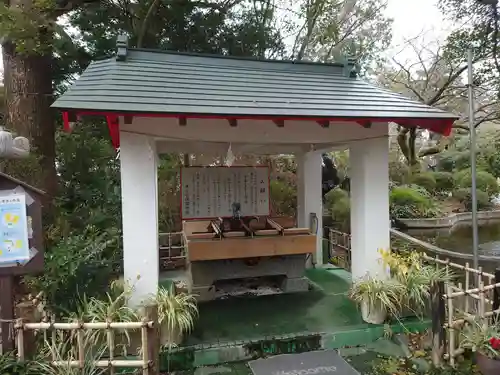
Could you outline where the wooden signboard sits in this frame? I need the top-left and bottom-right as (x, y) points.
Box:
(180, 166), (270, 219)
(0, 172), (44, 353)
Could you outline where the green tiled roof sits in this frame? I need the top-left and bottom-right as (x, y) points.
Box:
(52, 43), (458, 126)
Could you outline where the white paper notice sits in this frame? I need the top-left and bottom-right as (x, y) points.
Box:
(181, 167), (270, 219)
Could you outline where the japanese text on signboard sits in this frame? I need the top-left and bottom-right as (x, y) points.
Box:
(181, 167), (270, 219)
(0, 194), (29, 265)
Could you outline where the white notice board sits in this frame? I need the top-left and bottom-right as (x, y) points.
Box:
(180, 167), (270, 219)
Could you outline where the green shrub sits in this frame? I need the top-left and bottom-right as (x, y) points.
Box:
(270, 179), (297, 216)
(409, 172), (436, 192)
(405, 184), (431, 198)
(325, 187), (349, 205)
(454, 169), (499, 197)
(437, 150), (471, 172)
(330, 197), (350, 231)
(390, 186), (441, 219)
(0, 352), (42, 375)
(325, 188), (350, 231)
(389, 159), (409, 185)
(487, 151), (500, 178)
(452, 188), (491, 211)
(432, 171), (454, 191)
(25, 226), (121, 317)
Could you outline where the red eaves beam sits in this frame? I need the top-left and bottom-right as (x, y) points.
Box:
(61, 111), (456, 150)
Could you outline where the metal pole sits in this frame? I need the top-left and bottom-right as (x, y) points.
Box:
(468, 48), (479, 272)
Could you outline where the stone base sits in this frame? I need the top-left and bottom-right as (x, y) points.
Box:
(191, 285), (216, 302)
(281, 277), (309, 293)
(189, 255), (307, 286)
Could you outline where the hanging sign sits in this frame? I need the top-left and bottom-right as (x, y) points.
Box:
(0, 194), (30, 265)
(180, 166), (270, 219)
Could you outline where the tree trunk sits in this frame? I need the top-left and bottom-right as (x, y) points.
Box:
(2, 41), (58, 199)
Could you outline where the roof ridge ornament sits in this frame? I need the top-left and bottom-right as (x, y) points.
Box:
(116, 34), (129, 61)
(343, 56), (360, 78)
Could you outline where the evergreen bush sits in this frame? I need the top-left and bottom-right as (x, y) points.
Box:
(409, 172), (437, 192)
(390, 186), (441, 219)
(452, 188), (491, 211)
(454, 169), (499, 197)
(432, 171), (454, 192)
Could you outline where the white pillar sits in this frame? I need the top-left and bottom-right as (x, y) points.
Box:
(120, 131), (159, 306)
(349, 136), (390, 280)
(296, 151), (323, 265)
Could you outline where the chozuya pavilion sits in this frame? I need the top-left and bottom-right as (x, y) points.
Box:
(52, 36), (457, 306)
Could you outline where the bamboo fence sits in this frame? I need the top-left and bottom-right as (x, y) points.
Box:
(442, 278), (500, 367)
(158, 231), (188, 271)
(391, 232), (500, 366)
(327, 228), (351, 271)
(14, 317), (158, 375)
(326, 227), (500, 366)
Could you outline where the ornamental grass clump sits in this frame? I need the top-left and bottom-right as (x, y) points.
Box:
(70, 289), (138, 355)
(348, 276), (405, 324)
(379, 249), (454, 317)
(38, 332), (107, 375)
(152, 287), (199, 348)
(69, 281), (198, 351)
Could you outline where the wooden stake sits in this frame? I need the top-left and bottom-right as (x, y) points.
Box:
(77, 321), (85, 369)
(446, 283), (455, 367)
(51, 315), (56, 362)
(493, 268), (500, 323)
(15, 301), (36, 359)
(457, 282), (463, 312)
(141, 305), (159, 375)
(431, 281), (446, 367)
(478, 266), (483, 292)
(465, 262), (470, 315)
(107, 319), (116, 375)
(141, 317), (149, 375)
(0, 276), (14, 352)
(16, 318), (24, 361)
(479, 281), (485, 319)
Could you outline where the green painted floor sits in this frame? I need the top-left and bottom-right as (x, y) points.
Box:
(172, 342), (402, 375)
(161, 267), (430, 371)
(185, 267), (372, 346)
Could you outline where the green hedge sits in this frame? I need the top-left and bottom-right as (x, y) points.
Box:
(452, 188), (491, 211)
(270, 179), (297, 217)
(390, 185), (441, 219)
(432, 171), (454, 191)
(454, 169), (499, 197)
(325, 188), (350, 231)
(409, 172), (436, 192)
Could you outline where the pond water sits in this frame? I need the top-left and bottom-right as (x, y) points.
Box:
(408, 221), (500, 257)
